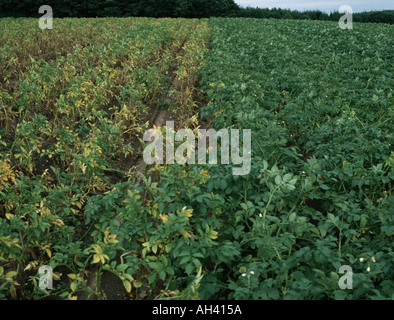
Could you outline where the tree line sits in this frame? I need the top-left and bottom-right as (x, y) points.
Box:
(0, 0), (239, 18)
(237, 7), (394, 24)
(0, 0), (393, 24)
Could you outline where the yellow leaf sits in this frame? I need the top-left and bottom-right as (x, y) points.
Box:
(70, 281), (78, 292)
(24, 261), (39, 271)
(68, 273), (77, 280)
(142, 242), (150, 248)
(41, 207), (51, 216)
(185, 209), (193, 218)
(123, 273), (134, 282)
(51, 219), (64, 227)
(180, 230), (191, 238)
(53, 272), (61, 281)
(5, 271), (17, 279)
(93, 254), (100, 264)
(123, 279), (132, 293)
(104, 228), (110, 238)
(209, 229), (218, 240)
(5, 213), (14, 220)
(133, 280), (143, 288)
(160, 214), (169, 223)
(93, 245), (103, 255)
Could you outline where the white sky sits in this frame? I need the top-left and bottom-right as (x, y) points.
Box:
(234, 1), (394, 13)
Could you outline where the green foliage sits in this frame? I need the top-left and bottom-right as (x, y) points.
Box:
(0, 16), (393, 300)
(198, 18), (394, 300)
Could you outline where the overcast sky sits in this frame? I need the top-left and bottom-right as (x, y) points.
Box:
(234, 1), (394, 13)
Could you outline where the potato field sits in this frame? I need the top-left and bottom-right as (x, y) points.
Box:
(0, 17), (393, 300)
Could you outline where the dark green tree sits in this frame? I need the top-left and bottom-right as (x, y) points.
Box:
(0, 0), (392, 23)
